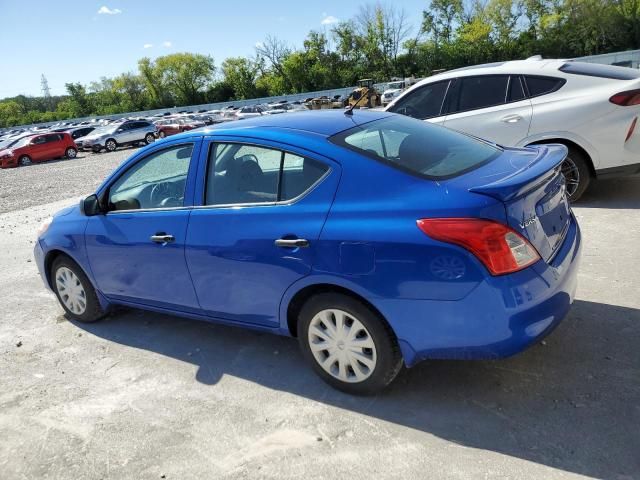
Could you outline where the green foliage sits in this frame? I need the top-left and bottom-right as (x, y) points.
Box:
(1, 1), (640, 128)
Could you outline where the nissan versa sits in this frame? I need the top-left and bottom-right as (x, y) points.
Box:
(34, 110), (581, 394)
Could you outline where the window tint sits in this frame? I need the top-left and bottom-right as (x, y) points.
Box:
(330, 115), (500, 179)
(109, 144), (193, 211)
(387, 81), (449, 119)
(559, 62), (640, 80)
(280, 153), (329, 201)
(451, 76), (509, 113)
(32, 136), (46, 145)
(205, 144), (280, 205)
(507, 76), (526, 102)
(524, 76), (565, 97)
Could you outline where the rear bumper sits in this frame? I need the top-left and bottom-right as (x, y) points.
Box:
(378, 213), (582, 366)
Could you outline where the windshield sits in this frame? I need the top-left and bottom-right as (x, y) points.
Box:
(329, 115), (501, 180)
(387, 82), (404, 90)
(4, 136), (33, 149)
(91, 125), (117, 135)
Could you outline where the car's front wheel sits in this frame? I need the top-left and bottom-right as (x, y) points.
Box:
(298, 292), (403, 395)
(51, 256), (106, 323)
(145, 133), (155, 145)
(18, 155), (32, 166)
(159, 130), (166, 139)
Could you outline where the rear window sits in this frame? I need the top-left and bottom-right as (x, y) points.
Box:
(524, 75), (565, 97)
(329, 115), (501, 180)
(559, 62), (640, 80)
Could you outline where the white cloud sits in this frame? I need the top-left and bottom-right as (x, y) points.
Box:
(255, 41), (264, 49)
(97, 6), (122, 15)
(321, 15), (339, 25)
(162, 41), (172, 48)
(143, 43), (153, 49)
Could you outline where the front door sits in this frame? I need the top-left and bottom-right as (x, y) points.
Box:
(85, 140), (202, 312)
(185, 138), (339, 327)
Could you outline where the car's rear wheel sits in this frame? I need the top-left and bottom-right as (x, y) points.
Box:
(51, 256), (105, 323)
(18, 155), (32, 166)
(159, 130), (166, 138)
(105, 139), (117, 152)
(561, 147), (591, 202)
(92, 146), (102, 154)
(65, 147), (77, 159)
(298, 292), (402, 395)
(145, 133), (155, 145)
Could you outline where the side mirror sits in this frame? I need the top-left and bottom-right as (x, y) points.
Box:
(116, 128), (123, 133)
(80, 194), (102, 216)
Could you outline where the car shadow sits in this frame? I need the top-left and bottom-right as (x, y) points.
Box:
(72, 299), (640, 478)
(578, 176), (640, 209)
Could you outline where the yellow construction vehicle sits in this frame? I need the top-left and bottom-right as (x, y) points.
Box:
(346, 79), (381, 109)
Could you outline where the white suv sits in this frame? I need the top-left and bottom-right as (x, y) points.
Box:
(386, 58), (640, 200)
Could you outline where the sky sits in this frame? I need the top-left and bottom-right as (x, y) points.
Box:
(0, 0), (427, 98)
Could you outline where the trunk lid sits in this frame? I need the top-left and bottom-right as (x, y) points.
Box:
(451, 144), (571, 262)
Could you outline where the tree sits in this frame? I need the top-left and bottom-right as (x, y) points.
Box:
(221, 57), (261, 99)
(154, 53), (215, 105)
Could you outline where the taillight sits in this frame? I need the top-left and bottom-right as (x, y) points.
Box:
(609, 89), (640, 106)
(417, 218), (541, 276)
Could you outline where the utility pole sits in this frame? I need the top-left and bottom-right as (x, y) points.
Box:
(41, 74), (52, 109)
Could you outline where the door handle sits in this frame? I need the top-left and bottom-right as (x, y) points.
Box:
(500, 114), (523, 123)
(150, 233), (175, 244)
(275, 238), (309, 248)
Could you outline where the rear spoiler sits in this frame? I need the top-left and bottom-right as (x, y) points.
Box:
(469, 144), (568, 202)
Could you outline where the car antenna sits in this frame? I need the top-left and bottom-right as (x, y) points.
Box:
(344, 87), (367, 116)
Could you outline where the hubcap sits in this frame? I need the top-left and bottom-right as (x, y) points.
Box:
(561, 157), (580, 198)
(308, 309), (377, 383)
(19, 157), (31, 166)
(146, 134), (154, 144)
(55, 267), (87, 315)
(67, 148), (76, 158)
(106, 140), (116, 151)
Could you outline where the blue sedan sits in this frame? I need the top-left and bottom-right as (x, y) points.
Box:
(34, 110), (581, 394)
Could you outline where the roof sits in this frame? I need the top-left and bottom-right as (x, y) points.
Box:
(180, 109), (393, 138)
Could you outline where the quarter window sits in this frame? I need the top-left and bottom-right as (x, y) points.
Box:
(524, 76), (565, 97)
(280, 153), (329, 201)
(387, 81), (449, 120)
(108, 144), (194, 211)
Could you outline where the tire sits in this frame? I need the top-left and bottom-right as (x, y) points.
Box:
(51, 256), (106, 323)
(92, 146), (102, 154)
(18, 155), (32, 166)
(297, 292), (403, 395)
(561, 147), (591, 202)
(159, 130), (166, 139)
(145, 133), (155, 145)
(65, 147), (78, 159)
(105, 138), (117, 152)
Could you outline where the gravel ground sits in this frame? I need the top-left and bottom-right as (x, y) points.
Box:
(0, 147), (137, 214)
(0, 160), (639, 479)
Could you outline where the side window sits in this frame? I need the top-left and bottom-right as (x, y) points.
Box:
(108, 144), (194, 211)
(32, 136), (46, 145)
(507, 76), (526, 102)
(450, 76), (509, 113)
(280, 153), (329, 201)
(387, 81), (449, 120)
(205, 144), (280, 206)
(524, 76), (565, 97)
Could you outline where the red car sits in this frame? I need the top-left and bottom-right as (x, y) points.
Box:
(155, 118), (198, 138)
(0, 132), (78, 168)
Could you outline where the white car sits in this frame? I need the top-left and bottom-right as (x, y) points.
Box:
(385, 58), (640, 200)
(381, 81), (406, 106)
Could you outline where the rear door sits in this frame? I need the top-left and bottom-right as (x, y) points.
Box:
(444, 75), (532, 146)
(185, 137), (339, 327)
